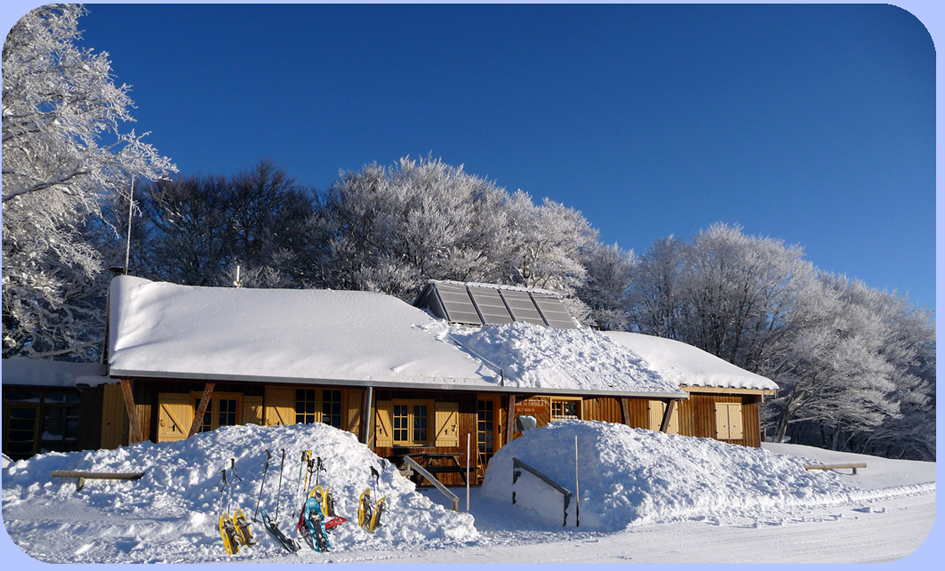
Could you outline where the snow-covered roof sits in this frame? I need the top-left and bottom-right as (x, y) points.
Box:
(106, 277), (682, 397)
(603, 331), (779, 392)
(1, 358), (110, 388)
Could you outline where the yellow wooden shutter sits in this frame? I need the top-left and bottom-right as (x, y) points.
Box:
(648, 401), (663, 431)
(434, 402), (459, 447)
(265, 387), (296, 426)
(243, 395), (263, 425)
(729, 403), (744, 440)
(375, 401), (393, 447)
(715, 403), (743, 440)
(157, 393), (194, 442)
(100, 383), (126, 449)
(346, 390), (363, 435)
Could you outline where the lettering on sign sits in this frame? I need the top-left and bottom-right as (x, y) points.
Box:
(515, 398), (548, 415)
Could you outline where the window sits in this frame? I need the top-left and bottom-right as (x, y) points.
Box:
(296, 389), (318, 424)
(321, 390), (342, 428)
(391, 400), (432, 446)
(550, 398), (581, 421)
(295, 389), (342, 427)
(2, 389), (80, 459)
(191, 392), (242, 432)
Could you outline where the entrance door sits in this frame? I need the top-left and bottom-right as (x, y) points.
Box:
(477, 397), (501, 470)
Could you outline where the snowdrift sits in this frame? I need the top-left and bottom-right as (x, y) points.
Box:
(2, 423), (477, 562)
(448, 322), (682, 394)
(481, 421), (859, 531)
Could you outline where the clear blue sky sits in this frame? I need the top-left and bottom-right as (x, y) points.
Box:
(2, 2), (938, 311)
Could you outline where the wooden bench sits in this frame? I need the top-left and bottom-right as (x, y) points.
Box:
(803, 463), (867, 475)
(51, 470), (145, 491)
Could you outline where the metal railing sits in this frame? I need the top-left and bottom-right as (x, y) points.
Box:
(511, 457), (573, 527)
(402, 456), (459, 512)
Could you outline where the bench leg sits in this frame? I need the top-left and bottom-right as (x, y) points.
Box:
(76, 477), (85, 491)
(852, 467), (858, 476)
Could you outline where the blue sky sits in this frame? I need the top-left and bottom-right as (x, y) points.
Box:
(2, 2), (938, 311)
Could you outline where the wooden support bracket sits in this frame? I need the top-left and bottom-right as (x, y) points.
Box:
(660, 399), (677, 433)
(188, 382), (215, 438)
(119, 379), (145, 444)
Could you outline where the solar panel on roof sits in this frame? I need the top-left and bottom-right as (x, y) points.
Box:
(433, 283), (481, 325)
(499, 290), (547, 326)
(468, 287), (514, 325)
(533, 295), (578, 329)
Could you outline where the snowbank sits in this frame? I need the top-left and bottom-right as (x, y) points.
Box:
(481, 421), (862, 531)
(449, 322), (683, 395)
(2, 423), (477, 563)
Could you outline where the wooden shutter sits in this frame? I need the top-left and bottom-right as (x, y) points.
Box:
(265, 387), (295, 426)
(715, 403), (743, 440)
(434, 402), (459, 447)
(728, 403), (744, 440)
(375, 401), (393, 448)
(647, 401), (679, 434)
(100, 383), (126, 449)
(157, 393), (194, 442)
(243, 395), (263, 425)
(346, 390), (363, 435)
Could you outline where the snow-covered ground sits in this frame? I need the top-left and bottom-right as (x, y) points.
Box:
(1, 421), (936, 566)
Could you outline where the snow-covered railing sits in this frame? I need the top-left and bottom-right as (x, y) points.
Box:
(402, 456), (459, 512)
(511, 458), (573, 527)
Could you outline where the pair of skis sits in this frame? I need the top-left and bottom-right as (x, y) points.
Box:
(357, 465), (386, 534)
(219, 458), (258, 555)
(255, 449), (301, 554)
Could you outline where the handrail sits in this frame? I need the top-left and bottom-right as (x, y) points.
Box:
(402, 456), (459, 512)
(512, 457), (572, 527)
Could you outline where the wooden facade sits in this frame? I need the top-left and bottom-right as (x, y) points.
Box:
(89, 376), (770, 486)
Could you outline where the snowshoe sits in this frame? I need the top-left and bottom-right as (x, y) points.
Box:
(233, 508), (258, 546)
(303, 496), (331, 552)
(261, 508), (300, 553)
(219, 512), (241, 555)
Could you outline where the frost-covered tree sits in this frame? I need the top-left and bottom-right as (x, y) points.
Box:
(625, 236), (688, 339)
(763, 274), (935, 459)
(2, 5), (175, 359)
(575, 242), (635, 330)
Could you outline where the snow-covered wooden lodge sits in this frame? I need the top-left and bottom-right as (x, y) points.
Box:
(2, 277), (778, 479)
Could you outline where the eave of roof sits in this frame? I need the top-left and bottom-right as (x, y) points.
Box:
(108, 368), (688, 400)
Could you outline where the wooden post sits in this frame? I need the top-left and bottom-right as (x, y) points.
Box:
(187, 382), (215, 438)
(119, 379), (145, 444)
(659, 399), (677, 433)
(363, 386), (374, 447)
(506, 394), (517, 443)
(621, 398), (632, 427)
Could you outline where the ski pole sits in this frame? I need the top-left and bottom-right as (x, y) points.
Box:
(274, 449), (286, 522)
(219, 468), (228, 514)
(294, 450), (311, 510)
(253, 449), (271, 522)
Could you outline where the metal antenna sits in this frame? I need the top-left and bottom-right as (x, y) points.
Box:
(124, 174), (134, 275)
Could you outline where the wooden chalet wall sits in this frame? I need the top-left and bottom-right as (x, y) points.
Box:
(677, 392), (762, 448)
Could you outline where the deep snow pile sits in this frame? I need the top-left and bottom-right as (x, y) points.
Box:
(481, 421), (861, 531)
(448, 322), (682, 394)
(2, 423), (476, 563)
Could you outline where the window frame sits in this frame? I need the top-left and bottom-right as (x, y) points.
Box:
(390, 399), (434, 446)
(549, 397), (582, 421)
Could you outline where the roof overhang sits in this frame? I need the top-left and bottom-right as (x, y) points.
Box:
(681, 385), (778, 397)
(109, 369), (689, 400)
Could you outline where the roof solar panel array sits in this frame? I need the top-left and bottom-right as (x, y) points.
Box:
(420, 281), (578, 329)
(499, 290), (547, 326)
(533, 294), (578, 329)
(468, 286), (514, 325)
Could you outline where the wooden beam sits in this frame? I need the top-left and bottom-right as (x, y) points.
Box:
(621, 398), (632, 426)
(119, 379), (145, 444)
(187, 382), (215, 438)
(506, 394), (517, 442)
(659, 399), (677, 433)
